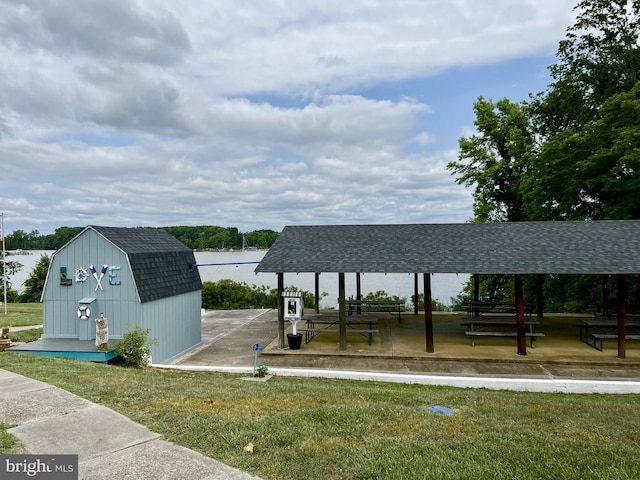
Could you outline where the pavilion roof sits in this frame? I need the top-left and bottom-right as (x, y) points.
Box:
(255, 221), (640, 275)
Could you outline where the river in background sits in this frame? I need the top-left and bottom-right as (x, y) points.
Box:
(7, 250), (468, 308)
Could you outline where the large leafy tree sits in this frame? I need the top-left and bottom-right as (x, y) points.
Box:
(449, 0), (640, 308)
(447, 97), (536, 222)
(533, 0), (640, 136)
(525, 82), (640, 220)
(525, 0), (640, 220)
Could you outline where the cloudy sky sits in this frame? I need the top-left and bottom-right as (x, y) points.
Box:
(0, 0), (577, 236)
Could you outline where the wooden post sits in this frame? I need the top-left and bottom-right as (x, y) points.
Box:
(536, 274), (544, 318)
(414, 273), (419, 315)
(473, 273), (480, 317)
(424, 273), (434, 353)
(314, 272), (320, 313)
(617, 275), (626, 360)
(515, 274), (526, 355)
(277, 272), (285, 349)
(339, 272), (346, 351)
(356, 272), (362, 314)
(602, 275), (609, 305)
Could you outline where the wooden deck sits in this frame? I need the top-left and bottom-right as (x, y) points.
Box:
(9, 338), (119, 363)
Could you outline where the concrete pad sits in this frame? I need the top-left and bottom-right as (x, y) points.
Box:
(0, 386), (93, 425)
(8, 404), (160, 459)
(0, 374), (52, 394)
(80, 438), (260, 480)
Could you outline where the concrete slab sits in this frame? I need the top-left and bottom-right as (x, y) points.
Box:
(0, 386), (92, 425)
(80, 438), (260, 480)
(8, 404), (161, 459)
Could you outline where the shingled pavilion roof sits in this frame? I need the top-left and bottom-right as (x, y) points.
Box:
(255, 220), (640, 275)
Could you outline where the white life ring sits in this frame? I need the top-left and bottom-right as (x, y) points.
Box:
(78, 305), (91, 320)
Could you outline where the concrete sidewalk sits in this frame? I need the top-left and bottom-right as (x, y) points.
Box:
(174, 309), (640, 394)
(0, 369), (261, 480)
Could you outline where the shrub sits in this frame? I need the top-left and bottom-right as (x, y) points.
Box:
(115, 325), (156, 367)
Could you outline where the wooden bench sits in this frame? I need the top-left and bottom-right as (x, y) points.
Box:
(466, 301), (533, 319)
(347, 300), (404, 322)
(465, 331), (544, 347)
(590, 333), (640, 352)
(300, 316), (379, 345)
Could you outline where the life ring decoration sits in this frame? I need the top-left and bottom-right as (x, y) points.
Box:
(78, 305), (91, 320)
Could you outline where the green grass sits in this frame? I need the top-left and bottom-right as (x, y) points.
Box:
(1, 354), (639, 479)
(0, 303), (43, 328)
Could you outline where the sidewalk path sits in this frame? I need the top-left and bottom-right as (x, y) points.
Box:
(0, 369), (261, 480)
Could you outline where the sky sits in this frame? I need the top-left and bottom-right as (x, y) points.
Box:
(0, 0), (579, 236)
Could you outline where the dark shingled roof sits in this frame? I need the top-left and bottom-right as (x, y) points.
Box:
(90, 226), (202, 303)
(255, 221), (640, 275)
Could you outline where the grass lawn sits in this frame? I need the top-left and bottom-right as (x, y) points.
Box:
(0, 303), (43, 328)
(1, 354), (640, 480)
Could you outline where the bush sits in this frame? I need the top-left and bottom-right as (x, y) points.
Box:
(201, 280), (319, 310)
(115, 325), (156, 367)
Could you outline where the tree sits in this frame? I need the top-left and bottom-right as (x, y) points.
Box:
(1, 254), (23, 303)
(533, 0), (640, 136)
(20, 254), (50, 303)
(447, 97), (536, 222)
(525, 82), (640, 220)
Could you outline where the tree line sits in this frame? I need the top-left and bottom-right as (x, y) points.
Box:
(448, 0), (640, 311)
(3, 225), (280, 251)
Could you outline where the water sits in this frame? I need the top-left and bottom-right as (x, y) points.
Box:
(7, 250), (468, 307)
(194, 251), (467, 308)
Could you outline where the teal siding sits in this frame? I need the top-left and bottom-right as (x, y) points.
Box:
(139, 290), (202, 364)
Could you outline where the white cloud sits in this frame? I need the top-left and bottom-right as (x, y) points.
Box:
(0, 0), (577, 234)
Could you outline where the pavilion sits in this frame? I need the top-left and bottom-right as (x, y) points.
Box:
(255, 220), (640, 359)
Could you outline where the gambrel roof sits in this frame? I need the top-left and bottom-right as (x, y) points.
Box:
(255, 221), (640, 275)
(86, 226), (201, 302)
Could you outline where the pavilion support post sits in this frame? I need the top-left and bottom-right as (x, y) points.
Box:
(617, 275), (626, 360)
(314, 273), (320, 313)
(414, 273), (419, 315)
(473, 274), (480, 317)
(339, 272), (347, 351)
(277, 272), (285, 349)
(356, 272), (362, 314)
(536, 274), (544, 318)
(515, 274), (527, 355)
(424, 273), (434, 353)
(602, 275), (609, 305)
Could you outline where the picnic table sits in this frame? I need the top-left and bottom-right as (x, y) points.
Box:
(461, 318), (544, 347)
(578, 319), (640, 351)
(466, 301), (533, 319)
(297, 315), (379, 345)
(347, 300), (404, 322)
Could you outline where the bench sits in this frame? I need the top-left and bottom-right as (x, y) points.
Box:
(297, 327), (379, 345)
(466, 301), (533, 319)
(300, 316), (379, 345)
(347, 300), (405, 322)
(589, 333), (640, 352)
(465, 331), (544, 347)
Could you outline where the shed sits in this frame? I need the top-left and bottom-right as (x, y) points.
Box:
(12, 226), (202, 364)
(256, 221), (640, 358)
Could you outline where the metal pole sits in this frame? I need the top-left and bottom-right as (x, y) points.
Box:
(1, 213), (7, 314)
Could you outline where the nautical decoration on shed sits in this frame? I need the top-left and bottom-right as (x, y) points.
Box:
(60, 267), (72, 286)
(74, 268), (88, 283)
(108, 265), (121, 285)
(95, 314), (108, 351)
(77, 304), (91, 320)
(90, 264), (108, 291)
